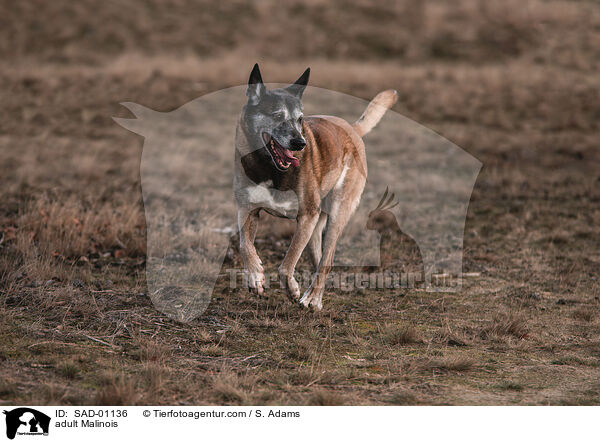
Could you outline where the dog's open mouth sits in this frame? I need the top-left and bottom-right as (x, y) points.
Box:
(262, 133), (300, 171)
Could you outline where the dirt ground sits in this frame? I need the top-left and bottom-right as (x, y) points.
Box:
(1, 0), (599, 405)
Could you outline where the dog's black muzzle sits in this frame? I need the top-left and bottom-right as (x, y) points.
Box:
(289, 137), (306, 151)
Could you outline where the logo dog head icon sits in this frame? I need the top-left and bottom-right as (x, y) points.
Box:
(3, 408), (50, 440)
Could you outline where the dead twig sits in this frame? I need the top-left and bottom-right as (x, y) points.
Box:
(84, 334), (116, 348)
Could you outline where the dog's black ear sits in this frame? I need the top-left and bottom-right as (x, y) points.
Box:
(247, 63), (265, 105)
(286, 67), (310, 99)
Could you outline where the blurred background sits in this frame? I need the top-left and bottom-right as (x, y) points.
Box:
(0, 0), (599, 405)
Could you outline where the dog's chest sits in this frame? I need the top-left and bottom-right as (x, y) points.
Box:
(236, 180), (299, 219)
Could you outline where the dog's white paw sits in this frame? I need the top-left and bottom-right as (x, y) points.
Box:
(246, 268), (265, 295)
(284, 275), (301, 300)
(278, 269), (300, 299)
(299, 288), (323, 311)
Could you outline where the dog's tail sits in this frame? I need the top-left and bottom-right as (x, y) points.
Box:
(352, 89), (398, 137)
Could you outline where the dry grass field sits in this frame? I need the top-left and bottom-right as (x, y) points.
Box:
(1, 0), (599, 405)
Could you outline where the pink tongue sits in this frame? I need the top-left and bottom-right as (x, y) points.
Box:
(281, 148), (300, 167)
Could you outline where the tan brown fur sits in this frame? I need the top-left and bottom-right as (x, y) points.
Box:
(353, 90), (398, 137)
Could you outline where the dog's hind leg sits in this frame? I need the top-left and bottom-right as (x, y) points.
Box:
(279, 211), (320, 299)
(307, 211), (327, 271)
(300, 171), (365, 310)
(238, 208), (264, 295)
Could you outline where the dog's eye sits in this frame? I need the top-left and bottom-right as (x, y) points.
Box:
(273, 112), (284, 120)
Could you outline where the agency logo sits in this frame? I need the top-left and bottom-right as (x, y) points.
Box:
(3, 408), (50, 440)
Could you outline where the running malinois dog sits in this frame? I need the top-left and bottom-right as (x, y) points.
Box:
(234, 63), (397, 310)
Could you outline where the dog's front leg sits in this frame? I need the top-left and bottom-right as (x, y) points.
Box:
(238, 208), (264, 294)
(279, 211), (320, 299)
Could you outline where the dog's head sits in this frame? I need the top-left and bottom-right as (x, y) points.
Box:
(242, 63), (310, 171)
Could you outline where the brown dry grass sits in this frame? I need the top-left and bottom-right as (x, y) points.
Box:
(0, 0), (599, 405)
(420, 355), (476, 373)
(380, 323), (421, 346)
(95, 374), (138, 406)
(483, 312), (529, 340)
